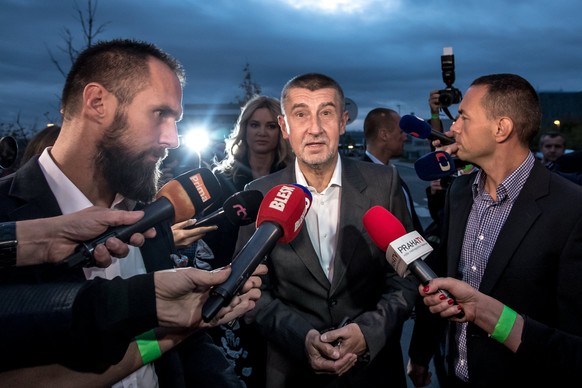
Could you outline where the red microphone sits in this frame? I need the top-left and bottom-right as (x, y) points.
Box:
(363, 206), (462, 314)
(202, 183), (311, 322)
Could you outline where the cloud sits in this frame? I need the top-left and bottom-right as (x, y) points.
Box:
(1, 0), (581, 132)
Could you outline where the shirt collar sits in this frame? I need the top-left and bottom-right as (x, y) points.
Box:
(472, 152), (535, 202)
(294, 155), (343, 194)
(38, 147), (132, 213)
(365, 150), (385, 165)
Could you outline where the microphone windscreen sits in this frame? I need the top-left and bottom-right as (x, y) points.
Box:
(414, 151), (457, 181)
(222, 190), (264, 226)
(400, 115), (432, 139)
(155, 168), (221, 223)
(256, 184), (309, 244)
(363, 206), (407, 251)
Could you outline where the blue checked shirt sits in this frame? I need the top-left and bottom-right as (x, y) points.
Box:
(454, 152), (535, 381)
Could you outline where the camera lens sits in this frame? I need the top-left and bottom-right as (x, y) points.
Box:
(438, 91), (452, 107)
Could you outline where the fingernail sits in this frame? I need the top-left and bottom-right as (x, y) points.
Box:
(448, 299), (454, 305)
(423, 285), (430, 293)
(457, 305), (463, 311)
(439, 293), (446, 300)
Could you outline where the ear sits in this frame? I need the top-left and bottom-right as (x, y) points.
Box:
(83, 82), (111, 121)
(339, 110), (348, 136)
(495, 117), (513, 143)
(278, 115), (290, 140)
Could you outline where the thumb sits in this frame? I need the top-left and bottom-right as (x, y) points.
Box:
(185, 265), (232, 288)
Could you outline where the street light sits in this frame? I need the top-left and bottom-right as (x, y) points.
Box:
(553, 119), (561, 129)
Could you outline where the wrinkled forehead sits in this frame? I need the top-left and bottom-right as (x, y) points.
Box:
(283, 87), (342, 112)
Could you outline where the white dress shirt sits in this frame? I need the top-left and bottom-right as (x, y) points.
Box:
(294, 157), (342, 281)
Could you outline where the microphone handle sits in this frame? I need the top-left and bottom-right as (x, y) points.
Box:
(186, 208), (224, 229)
(61, 198), (174, 268)
(202, 221), (282, 322)
(430, 130), (455, 145)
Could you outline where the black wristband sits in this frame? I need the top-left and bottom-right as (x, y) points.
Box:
(0, 222), (18, 268)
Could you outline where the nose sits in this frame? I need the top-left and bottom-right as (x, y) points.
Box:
(161, 121), (180, 149)
(307, 116), (323, 135)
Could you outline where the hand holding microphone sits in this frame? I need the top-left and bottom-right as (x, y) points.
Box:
(400, 114), (455, 145)
(362, 206), (463, 316)
(61, 168), (222, 268)
(188, 190), (264, 228)
(202, 183), (312, 322)
(172, 190), (264, 249)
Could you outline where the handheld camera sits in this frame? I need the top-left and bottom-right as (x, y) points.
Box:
(438, 47), (462, 107)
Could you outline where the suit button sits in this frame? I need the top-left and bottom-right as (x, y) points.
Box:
(328, 299), (337, 307)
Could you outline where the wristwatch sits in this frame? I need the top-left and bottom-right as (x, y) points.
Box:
(0, 222), (18, 268)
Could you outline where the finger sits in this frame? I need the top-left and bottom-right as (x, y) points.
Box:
(93, 243), (113, 268)
(185, 266), (232, 288)
(127, 233), (146, 247)
(104, 237), (130, 257)
(172, 219), (193, 230)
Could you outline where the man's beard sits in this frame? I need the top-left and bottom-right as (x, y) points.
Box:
(95, 112), (167, 203)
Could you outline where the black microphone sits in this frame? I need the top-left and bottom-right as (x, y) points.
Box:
(202, 183), (312, 322)
(61, 168), (222, 268)
(400, 114), (455, 145)
(188, 190), (263, 228)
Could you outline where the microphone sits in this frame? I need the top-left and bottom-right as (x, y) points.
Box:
(202, 183), (312, 322)
(400, 114), (455, 145)
(189, 190), (264, 228)
(363, 206), (462, 314)
(414, 150), (457, 181)
(414, 150), (475, 181)
(62, 168), (222, 268)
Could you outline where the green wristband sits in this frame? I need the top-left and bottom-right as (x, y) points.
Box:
(431, 113), (439, 119)
(491, 305), (517, 343)
(135, 329), (161, 364)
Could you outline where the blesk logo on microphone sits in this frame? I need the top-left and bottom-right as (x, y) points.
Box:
(190, 173), (211, 202)
(268, 185), (295, 211)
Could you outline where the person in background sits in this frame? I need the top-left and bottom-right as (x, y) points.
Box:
(205, 95), (294, 268)
(419, 277), (582, 384)
(236, 73), (418, 387)
(19, 124), (61, 166)
(0, 38), (251, 387)
(362, 107), (424, 234)
(407, 73), (582, 387)
(538, 130), (566, 167)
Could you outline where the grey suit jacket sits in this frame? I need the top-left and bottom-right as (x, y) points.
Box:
(236, 156), (419, 387)
(409, 160), (582, 386)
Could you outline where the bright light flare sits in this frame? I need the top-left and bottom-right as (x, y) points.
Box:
(182, 127), (210, 154)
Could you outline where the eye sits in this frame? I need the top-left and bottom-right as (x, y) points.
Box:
(267, 123), (279, 130)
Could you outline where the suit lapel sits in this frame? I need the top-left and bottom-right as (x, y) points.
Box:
(446, 173), (475, 277)
(330, 158), (371, 292)
(7, 157), (62, 220)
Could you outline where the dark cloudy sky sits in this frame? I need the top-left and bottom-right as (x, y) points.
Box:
(1, 0), (581, 133)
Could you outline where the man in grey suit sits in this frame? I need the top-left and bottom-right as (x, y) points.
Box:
(236, 73), (419, 387)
